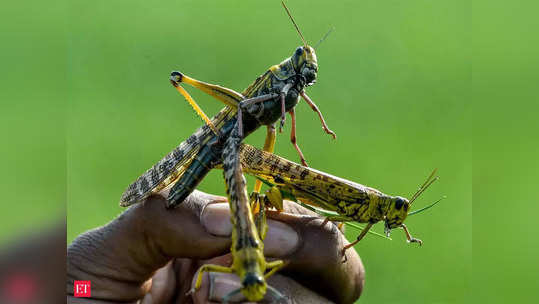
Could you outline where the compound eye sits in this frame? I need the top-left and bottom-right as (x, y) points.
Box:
(395, 198), (404, 210)
(295, 47), (303, 56)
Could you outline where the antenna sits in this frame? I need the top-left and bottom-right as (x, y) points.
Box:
(315, 27), (335, 48)
(409, 168), (438, 205)
(282, 1), (307, 47)
(408, 196), (446, 216)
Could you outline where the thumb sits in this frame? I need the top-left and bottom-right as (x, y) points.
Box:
(67, 190), (231, 302)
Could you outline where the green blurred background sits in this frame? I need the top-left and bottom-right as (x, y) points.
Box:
(65, 0), (470, 302)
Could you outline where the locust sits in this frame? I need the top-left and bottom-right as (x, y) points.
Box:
(119, 2), (333, 302)
(120, 1), (335, 209)
(237, 144), (443, 255)
(186, 127), (287, 303)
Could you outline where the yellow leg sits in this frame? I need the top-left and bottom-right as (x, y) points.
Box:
(170, 71), (244, 136)
(253, 125), (277, 195)
(264, 260), (285, 279)
(171, 71), (243, 108)
(192, 264), (234, 291)
(172, 84), (220, 135)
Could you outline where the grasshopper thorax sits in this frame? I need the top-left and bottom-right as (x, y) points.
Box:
(291, 45), (318, 86)
(384, 196), (410, 232)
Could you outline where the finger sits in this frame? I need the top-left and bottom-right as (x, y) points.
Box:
(140, 261), (175, 304)
(67, 190), (231, 302)
(199, 201), (363, 303)
(266, 203), (365, 304)
(191, 262), (334, 304)
(201, 203), (300, 257)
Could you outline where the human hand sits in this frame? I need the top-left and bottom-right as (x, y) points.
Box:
(67, 190), (365, 303)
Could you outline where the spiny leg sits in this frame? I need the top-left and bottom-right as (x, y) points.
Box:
(289, 108), (308, 166)
(170, 80), (219, 135)
(300, 91), (337, 139)
(186, 264), (234, 296)
(341, 222), (374, 261)
(401, 224), (422, 245)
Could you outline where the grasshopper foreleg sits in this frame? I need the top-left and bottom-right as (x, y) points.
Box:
(401, 224), (423, 246)
(300, 91), (337, 139)
(289, 108), (308, 166)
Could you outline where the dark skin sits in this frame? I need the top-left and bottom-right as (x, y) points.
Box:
(67, 190), (365, 303)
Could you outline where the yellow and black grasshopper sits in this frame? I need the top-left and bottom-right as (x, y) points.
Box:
(120, 2), (334, 302)
(120, 2), (335, 209)
(237, 144), (443, 255)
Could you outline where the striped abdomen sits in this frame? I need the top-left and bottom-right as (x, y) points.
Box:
(119, 107), (235, 206)
(222, 128), (260, 252)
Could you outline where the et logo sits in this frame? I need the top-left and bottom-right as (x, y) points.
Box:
(73, 281), (91, 297)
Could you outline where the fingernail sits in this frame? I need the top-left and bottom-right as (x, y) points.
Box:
(208, 273), (247, 303)
(201, 204), (299, 256)
(201, 203), (232, 236)
(264, 219), (299, 257)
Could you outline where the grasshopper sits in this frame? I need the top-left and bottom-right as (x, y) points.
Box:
(237, 144), (443, 255)
(120, 1), (335, 209)
(120, 2), (333, 302)
(187, 127), (286, 303)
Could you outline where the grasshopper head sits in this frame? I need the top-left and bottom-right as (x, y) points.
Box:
(292, 45), (318, 86)
(384, 196), (410, 235)
(240, 272), (266, 301)
(236, 249), (267, 302)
